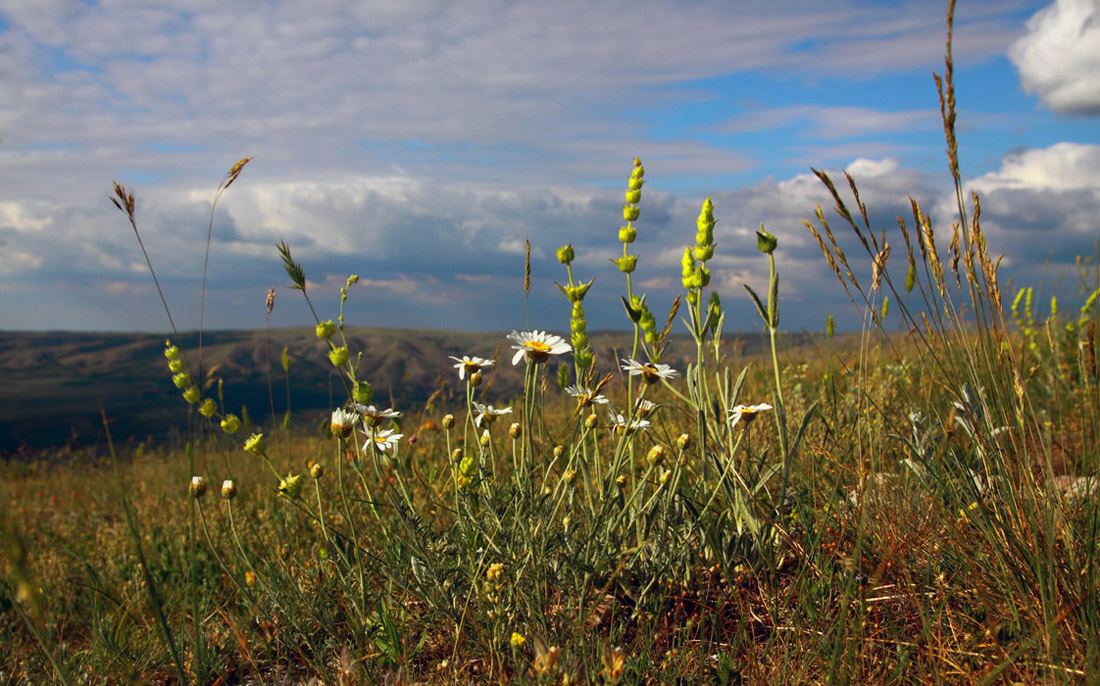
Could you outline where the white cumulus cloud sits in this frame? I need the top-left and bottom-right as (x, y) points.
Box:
(1009, 0), (1100, 115)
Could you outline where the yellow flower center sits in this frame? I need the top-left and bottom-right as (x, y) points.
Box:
(525, 340), (551, 352)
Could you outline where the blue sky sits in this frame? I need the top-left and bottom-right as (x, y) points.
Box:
(1, 0), (1098, 334)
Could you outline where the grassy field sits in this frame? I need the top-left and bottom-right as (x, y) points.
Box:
(2, 6), (1099, 684)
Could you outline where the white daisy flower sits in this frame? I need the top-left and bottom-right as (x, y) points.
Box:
(473, 402), (513, 427)
(355, 404), (401, 426)
(330, 408), (359, 437)
(450, 355), (494, 380)
(363, 428), (404, 452)
(621, 358), (679, 385)
(566, 385), (610, 408)
(728, 403), (773, 427)
(508, 330), (571, 365)
(634, 398), (658, 418)
(608, 409), (651, 434)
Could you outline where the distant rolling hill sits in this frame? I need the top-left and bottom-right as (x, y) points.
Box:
(0, 326), (794, 454)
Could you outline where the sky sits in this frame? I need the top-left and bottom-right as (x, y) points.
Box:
(1, 0), (1098, 335)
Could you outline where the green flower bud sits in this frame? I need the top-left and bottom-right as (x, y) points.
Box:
(347, 274), (359, 286)
(199, 398), (217, 418)
(584, 413), (599, 429)
(221, 414), (241, 434)
(183, 386), (200, 404)
(622, 204), (640, 222)
(696, 198), (715, 233)
(618, 225), (637, 244)
(681, 247), (694, 279)
(571, 332), (589, 351)
(172, 372), (191, 389)
(756, 229), (777, 255)
(244, 433), (267, 455)
(557, 279), (592, 303)
(624, 189), (641, 204)
(168, 357), (185, 373)
(575, 349), (594, 369)
(328, 346), (349, 367)
(556, 244), (575, 264)
(612, 255), (638, 273)
(278, 473), (303, 500)
(316, 319), (337, 340)
(693, 244), (714, 262)
(627, 176), (644, 191)
(353, 381), (373, 405)
(164, 342), (181, 360)
(554, 445), (567, 459)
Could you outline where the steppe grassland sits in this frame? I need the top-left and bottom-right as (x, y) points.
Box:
(2, 4), (1098, 683)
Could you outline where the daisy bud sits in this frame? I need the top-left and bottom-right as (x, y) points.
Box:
(618, 225), (637, 244)
(585, 413), (599, 430)
(451, 448), (464, 462)
(310, 463), (324, 479)
(676, 433), (691, 451)
(647, 445), (666, 465)
(480, 430), (491, 447)
(563, 515), (571, 530)
(509, 422), (522, 439)
(315, 319), (337, 340)
(553, 445), (566, 459)
(659, 468), (672, 485)
(278, 473), (303, 500)
(616, 475), (627, 486)
(172, 372), (191, 389)
(221, 479), (237, 500)
(244, 433), (267, 456)
(328, 346), (349, 367)
(189, 476), (208, 500)
(164, 342), (181, 360)
(198, 398), (217, 418)
(556, 244), (575, 264)
(221, 414), (240, 434)
(183, 386), (200, 404)
(562, 469), (576, 485)
(469, 371), (483, 387)
(442, 414), (455, 429)
(168, 357), (185, 373)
